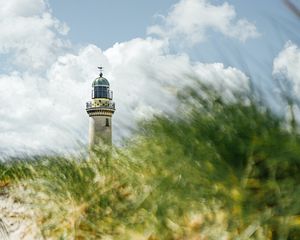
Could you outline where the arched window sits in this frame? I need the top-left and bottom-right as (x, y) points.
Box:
(106, 118), (110, 127)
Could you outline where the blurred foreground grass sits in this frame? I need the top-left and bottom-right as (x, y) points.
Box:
(1, 84), (300, 239)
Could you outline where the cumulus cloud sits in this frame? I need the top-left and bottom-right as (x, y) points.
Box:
(272, 41), (300, 125)
(148, 0), (259, 45)
(273, 41), (300, 103)
(0, 0), (69, 70)
(101, 38), (249, 140)
(0, 0), (252, 155)
(0, 39), (249, 154)
(0, 0), (46, 17)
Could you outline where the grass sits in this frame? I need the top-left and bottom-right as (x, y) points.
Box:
(1, 83), (300, 239)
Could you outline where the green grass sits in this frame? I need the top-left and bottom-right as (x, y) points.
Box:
(1, 84), (300, 239)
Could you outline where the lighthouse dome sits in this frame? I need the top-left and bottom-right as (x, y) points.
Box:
(92, 75), (110, 87)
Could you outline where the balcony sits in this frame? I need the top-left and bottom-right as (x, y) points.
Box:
(86, 101), (115, 110)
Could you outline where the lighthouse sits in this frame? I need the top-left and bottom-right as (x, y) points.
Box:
(86, 67), (115, 148)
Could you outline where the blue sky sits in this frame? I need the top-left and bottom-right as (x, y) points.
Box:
(48, 0), (299, 50)
(49, 0), (300, 89)
(49, 0), (178, 49)
(1, 0), (300, 154)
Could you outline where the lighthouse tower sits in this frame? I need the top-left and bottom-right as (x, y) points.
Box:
(86, 67), (115, 148)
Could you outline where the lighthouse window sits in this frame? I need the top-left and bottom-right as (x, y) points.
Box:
(94, 86), (109, 98)
(106, 118), (110, 127)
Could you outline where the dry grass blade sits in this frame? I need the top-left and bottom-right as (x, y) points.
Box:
(0, 218), (9, 240)
(283, 0), (300, 18)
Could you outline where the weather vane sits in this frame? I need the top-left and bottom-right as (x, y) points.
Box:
(98, 66), (103, 77)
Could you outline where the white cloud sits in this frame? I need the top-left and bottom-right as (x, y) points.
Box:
(0, 0), (251, 155)
(0, 38), (249, 154)
(194, 63), (249, 99)
(272, 41), (300, 124)
(0, 0), (69, 71)
(148, 0), (259, 45)
(103, 38), (249, 139)
(273, 41), (300, 102)
(0, 45), (104, 154)
(0, 0), (46, 17)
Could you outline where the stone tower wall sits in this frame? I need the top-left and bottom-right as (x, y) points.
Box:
(89, 115), (112, 147)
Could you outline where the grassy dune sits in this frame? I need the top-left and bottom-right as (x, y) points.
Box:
(1, 84), (300, 239)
